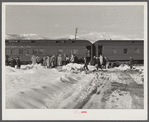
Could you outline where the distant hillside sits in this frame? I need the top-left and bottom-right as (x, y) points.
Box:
(5, 34), (48, 40)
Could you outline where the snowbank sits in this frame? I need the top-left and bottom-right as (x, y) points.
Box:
(62, 63), (84, 71)
(62, 63), (96, 72)
(21, 63), (44, 70)
(114, 64), (130, 71)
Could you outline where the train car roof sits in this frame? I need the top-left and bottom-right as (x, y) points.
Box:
(5, 39), (92, 45)
(94, 40), (144, 43)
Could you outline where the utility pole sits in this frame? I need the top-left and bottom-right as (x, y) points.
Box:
(75, 28), (78, 40)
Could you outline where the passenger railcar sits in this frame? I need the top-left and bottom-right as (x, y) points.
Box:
(93, 40), (144, 63)
(5, 39), (92, 63)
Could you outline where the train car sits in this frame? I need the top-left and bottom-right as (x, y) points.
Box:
(93, 40), (144, 63)
(5, 39), (92, 64)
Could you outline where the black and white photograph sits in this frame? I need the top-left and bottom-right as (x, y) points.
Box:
(2, 2), (147, 120)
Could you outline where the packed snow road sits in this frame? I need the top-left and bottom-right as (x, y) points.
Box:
(5, 64), (144, 109)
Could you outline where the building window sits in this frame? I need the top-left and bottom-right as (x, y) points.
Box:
(112, 49), (117, 54)
(123, 49), (127, 54)
(19, 49), (24, 54)
(39, 49), (44, 54)
(33, 49), (38, 54)
(135, 49), (139, 54)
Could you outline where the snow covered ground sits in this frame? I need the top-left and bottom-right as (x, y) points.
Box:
(5, 63), (144, 109)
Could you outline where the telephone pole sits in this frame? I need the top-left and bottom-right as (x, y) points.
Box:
(75, 28), (78, 40)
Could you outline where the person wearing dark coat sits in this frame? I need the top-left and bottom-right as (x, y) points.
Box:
(130, 57), (133, 69)
(96, 57), (100, 71)
(5, 55), (9, 66)
(53, 55), (57, 67)
(63, 54), (66, 65)
(92, 56), (96, 66)
(10, 58), (16, 67)
(83, 57), (89, 71)
(65, 55), (70, 64)
(36, 56), (40, 64)
(16, 57), (21, 69)
(43, 57), (47, 67)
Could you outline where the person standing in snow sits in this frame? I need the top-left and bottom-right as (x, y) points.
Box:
(83, 57), (89, 71)
(130, 57), (133, 69)
(10, 58), (16, 67)
(92, 56), (96, 66)
(86, 49), (91, 63)
(63, 54), (66, 65)
(99, 54), (103, 70)
(46, 56), (50, 68)
(51, 55), (57, 67)
(36, 56), (40, 64)
(50, 55), (54, 68)
(16, 57), (21, 69)
(105, 56), (110, 69)
(70, 55), (74, 63)
(5, 55), (9, 66)
(66, 55), (70, 64)
(57, 54), (62, 66)
(96, 57), (100, 71)
(43, 57), (47, 67)
(31, 55), (36, 65)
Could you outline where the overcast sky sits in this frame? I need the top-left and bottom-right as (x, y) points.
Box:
(6, 5), (144, 40)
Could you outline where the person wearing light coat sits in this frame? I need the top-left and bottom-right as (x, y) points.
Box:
(31, 55), (36, 65)
(57, 54), (62, 66)
(46, 56), (50, 68)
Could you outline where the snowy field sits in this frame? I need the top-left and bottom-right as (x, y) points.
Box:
(5, 63), (144, 109)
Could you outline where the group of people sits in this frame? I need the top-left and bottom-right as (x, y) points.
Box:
(7, 54), (134, 71)
(31, 54), (78, 68)
(31, 55), (56, 68)
(9, 57), (21, 69)
(83, 55), (110, 71)
(83, 55), (134, 71)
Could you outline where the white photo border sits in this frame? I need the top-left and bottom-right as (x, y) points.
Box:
(2, 2), (148, 120)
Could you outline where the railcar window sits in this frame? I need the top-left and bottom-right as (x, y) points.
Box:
(19, 49), (24, 54)
(31, 41), (35, 43)
(135, 49), (139, 54)
(112, 49), (117, 54)
(6, 49), (11, 55)
(58, 49), (63, 54)
(39, 49), (44, 54)
(73, 49), (78, 55)
(24, 49), (30, 54)
(33, 49), (38, 54)
(62, 41), (66, 43)
(56, 41), (60, 43)
(123, 49), (128, 54)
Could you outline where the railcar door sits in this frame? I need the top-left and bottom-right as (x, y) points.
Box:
(86, 46), (91, 62)
(98, 46), (103, 56)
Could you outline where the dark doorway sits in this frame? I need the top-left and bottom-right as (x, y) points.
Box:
(92, 45), (96, 57)
(98, 46), (103, 56)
